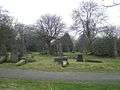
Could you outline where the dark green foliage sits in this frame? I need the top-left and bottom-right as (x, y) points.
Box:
(75, 34), (88, 53)
(116, 38), (120, 56)
(0, 8), (13, 62)
(0, 44), (7, 56)
(26, 30), (47, 52)
(60, 33), (73, 52)
(10, 23), (27, 63)
(93, 37), (114, 57)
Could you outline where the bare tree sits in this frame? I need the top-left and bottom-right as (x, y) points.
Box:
(72, 1), (106, 53)
(36, 14), (65, 55)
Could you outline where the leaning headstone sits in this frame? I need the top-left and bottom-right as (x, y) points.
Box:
(76, 54), (83, 62)
(0, 56), (6, 64)
(16, 59), (26, 66)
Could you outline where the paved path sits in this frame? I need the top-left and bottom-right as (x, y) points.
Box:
(0, 68), (120, 81)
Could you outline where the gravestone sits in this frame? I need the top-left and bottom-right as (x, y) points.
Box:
(61, 57), (69, 67)
(54, 40), (69, 67)
(76, 54), (83, 62)
(54, 56), (69, 67)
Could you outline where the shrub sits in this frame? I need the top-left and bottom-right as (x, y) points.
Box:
(92, 37), (114, 57)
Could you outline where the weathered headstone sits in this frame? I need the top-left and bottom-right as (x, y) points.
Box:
(61, 57), (69, 67)
(54, 40), (69, 67)
(54, 57), (68, 67)
(16, 59), (26, 66)
(0, 56), (6, 64)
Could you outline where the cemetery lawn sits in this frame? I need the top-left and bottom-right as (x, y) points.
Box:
(0, 78), (120, 90)
(1, 52), (120, 72)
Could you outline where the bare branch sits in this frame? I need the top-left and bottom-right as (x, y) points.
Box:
(103, 3), (120, 7)
(102, 0), (120, 7)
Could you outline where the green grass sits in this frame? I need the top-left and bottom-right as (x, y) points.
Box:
(0, 78), (120, 90)
(1, 52), (120, 72)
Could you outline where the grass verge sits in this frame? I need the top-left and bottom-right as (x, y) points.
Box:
(0, 78), (120, 90)
(1, 52), (120, 72)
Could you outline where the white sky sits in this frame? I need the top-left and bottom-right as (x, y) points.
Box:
(0, 0), (120, 25)
(0, 0), (81, 25)
(0, 0), (120, 38)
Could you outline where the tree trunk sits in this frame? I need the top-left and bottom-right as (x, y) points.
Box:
(47, 41), (53, 55)
(11, 51), (19, 63)
(0, 44), (7, 63)
(0, 44), (7, 57)
(10, 36), (26, 63)
(11, 43), (19, 63)
(113, 37), (118, 57)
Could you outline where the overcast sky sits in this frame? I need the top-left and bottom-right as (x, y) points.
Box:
(0, 0), (120, 27)
(0, 0), (119, 38)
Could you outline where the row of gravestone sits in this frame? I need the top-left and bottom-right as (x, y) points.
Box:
(54, 54), (83, 67)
